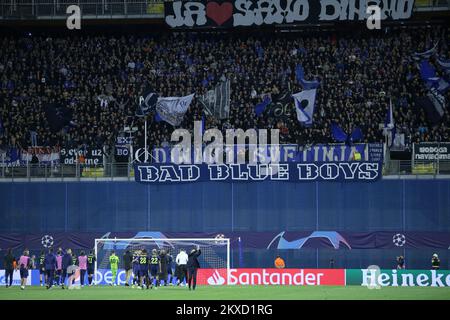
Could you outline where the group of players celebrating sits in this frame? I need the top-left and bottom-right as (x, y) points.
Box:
(2, 247), (97, 290)
(4, 245), (201, 290)
(111, 246), (200, 290)
(35, 248), (97, 289)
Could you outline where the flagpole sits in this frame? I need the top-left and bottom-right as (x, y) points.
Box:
(144, 119), (148, 163)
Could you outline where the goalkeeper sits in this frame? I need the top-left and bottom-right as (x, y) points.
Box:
(109, 251), (120, 286)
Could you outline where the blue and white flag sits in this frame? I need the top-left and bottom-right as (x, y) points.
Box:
(136, 90), (158, 117)
(436, 57), (450, 92)
(201, 114), (205, 134)
(293, 89), (317, 126)
(413, 42), (438, 60)
(418, 60), (450, 94)
(415, 89), (446, 126)
(384, 99), (395, 130)
(384, 99), (396, 148)
(295, 64), (320, 90)
(418, 60), (437, 86)
(436, 78), (450, 93)
(299, 78), (321, 90)
(154, 112), (163, 122)
(437, 57), (450, 75)
(155, 94), (195, 126)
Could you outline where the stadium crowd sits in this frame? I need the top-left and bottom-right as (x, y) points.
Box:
(0, 26), (449, 157)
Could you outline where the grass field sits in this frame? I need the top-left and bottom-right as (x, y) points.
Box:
(1, 285), (450, 300)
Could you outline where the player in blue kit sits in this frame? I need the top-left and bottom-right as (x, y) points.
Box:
(44, 248), (56, 289)
(157, 250), (168, 287)
(132, 250), (141, 288)
(86, 250), (96, 286)
(149, 249), (160, 288)
(167, 252), (174, 285)
(38, 250), (46, 287)
(138, 249), (149, 289)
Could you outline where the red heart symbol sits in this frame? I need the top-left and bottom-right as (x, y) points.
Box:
(206, 2), (233, 26)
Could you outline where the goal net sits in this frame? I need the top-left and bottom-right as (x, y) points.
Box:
(94, 238), (230, 285)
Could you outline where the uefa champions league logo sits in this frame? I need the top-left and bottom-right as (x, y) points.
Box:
(392, 234), (406, 247)
(41, 235), (54, 248)
(214, 234), (226, 245)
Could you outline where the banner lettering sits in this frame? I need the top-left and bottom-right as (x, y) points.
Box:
(134, 162), (382, 183)
(165, 0), (415, 28)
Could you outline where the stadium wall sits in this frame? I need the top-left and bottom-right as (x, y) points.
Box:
(1, 179), (449, 269)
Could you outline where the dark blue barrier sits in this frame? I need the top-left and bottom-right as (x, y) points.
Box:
(0, 179), (449, 269)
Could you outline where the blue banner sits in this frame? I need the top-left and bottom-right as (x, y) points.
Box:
(134, 162), (382, 184)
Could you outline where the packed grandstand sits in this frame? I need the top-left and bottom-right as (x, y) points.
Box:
(0, 26), (449, 162)
(1, 0), (450, 306)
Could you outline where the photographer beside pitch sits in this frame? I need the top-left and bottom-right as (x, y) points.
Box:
(431, 254), (440, 270)
(396, 256), (405, 269)
(187, 245), (201, 291)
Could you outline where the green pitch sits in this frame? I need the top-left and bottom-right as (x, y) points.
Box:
(0, 285), (449, 300)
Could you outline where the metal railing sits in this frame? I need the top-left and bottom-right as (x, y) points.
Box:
(415, 0), (450, 8)
(0, 0), (449, 20)
(0, 162), (136, 181)
(0, 1), (165, 19)
(384, 160), (450, 176)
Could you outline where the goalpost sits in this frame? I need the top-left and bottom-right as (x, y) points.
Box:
(94, 238), (230, 285)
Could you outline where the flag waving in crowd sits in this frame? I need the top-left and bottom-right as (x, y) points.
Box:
(135, 89), (158, 118)
(331, 123), (364, 145)
(384, 99), (396, 148)
(293, 89), (317, 126)
(199, 80), (231, 120)
(155, 94), (195, 126)
(135, 88), (195, 126)
(295, 64), (320, 90)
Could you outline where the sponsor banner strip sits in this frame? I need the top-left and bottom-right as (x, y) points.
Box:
(3, 269), (450, 287)
(346, 269), (450, 287)
(199, 268), (345, 286)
